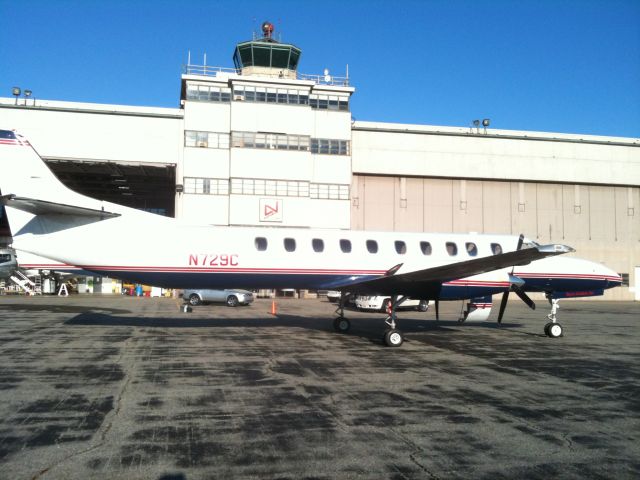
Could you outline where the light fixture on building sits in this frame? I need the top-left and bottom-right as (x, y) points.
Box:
(24, 89), (32, 98)
(482, 118), (490, 134)
(175, 184), (184, 193)
(12, 87), (21, 105)
(472, 119), (480, 133)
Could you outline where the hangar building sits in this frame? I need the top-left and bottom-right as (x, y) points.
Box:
(1, 25), (639, 299)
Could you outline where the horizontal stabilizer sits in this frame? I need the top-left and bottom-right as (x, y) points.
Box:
(1, 195), (120, 219)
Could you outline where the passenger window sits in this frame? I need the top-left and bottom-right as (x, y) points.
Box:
(340, 239), (352, 253)
(312, 238), (324, 252)
(395, 241), (407, 254)
(366, 240), (378, 254)
(466, 242), (478, 257)
(446, 242), (458, 256)
(255, 237), (267, 251)
(420, 241), (432, 255)
(491, 243), (503, 255)
(284, 238), (296, 252)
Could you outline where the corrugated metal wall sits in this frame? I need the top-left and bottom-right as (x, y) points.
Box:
(351, 175), (640, 299)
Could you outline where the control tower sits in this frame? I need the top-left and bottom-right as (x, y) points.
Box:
(233, 21), (301, 79)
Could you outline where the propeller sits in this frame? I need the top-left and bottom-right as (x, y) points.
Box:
(497, 234), (536, 323)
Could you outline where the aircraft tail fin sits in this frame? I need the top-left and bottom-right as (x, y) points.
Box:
(0, 129), (129, 238)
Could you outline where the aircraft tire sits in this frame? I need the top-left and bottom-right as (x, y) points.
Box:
(543, 322), (552, 336)
(333, 317), (350, 333)
(384, 329), (404, 347)
(189, 294), (202, 306)
(547, 323), (563, 338)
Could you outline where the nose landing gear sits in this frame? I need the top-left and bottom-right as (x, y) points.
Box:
(543, 296), (563, 338)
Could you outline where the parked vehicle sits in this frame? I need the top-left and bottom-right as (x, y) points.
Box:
(355, 295), (429, 312)
(183, 288), (254, 307)
(325, 290), (341, 303)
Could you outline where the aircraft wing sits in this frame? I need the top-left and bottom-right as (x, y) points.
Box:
(1, 195), (120, 218)
(328, 243), (574, 297)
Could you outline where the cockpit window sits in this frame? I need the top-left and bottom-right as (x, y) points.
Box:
(0, 254), (12, 263)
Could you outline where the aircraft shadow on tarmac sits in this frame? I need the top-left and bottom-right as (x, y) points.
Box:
(64, 311), (534, 344)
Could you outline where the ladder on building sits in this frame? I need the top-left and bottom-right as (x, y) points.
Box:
(9, 270), (42, 295)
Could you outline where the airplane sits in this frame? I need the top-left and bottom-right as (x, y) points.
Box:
(0, 129), (622, 346)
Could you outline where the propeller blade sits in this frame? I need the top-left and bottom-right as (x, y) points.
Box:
(497, 291), (509, 323)
(516, 233), (524, 251)
(514, 287), (536, 310)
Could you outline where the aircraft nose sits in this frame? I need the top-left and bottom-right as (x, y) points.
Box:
(600, 265), (622, 288)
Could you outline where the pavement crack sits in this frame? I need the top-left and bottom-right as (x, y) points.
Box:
(30, 335), (136, 480)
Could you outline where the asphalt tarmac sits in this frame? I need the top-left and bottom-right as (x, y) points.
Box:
(0, 295), (638, 480)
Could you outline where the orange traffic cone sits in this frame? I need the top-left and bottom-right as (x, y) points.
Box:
(270, 300), (277, 315)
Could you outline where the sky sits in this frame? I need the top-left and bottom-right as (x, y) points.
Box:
(1, 0), (639, 138)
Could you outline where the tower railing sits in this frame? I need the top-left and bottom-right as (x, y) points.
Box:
(182, 64), (350, 87)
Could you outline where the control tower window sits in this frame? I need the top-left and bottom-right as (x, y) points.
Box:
(186, 84), (231, 103)
(233, 86), (309, 106)
(310, 94), (349, 112)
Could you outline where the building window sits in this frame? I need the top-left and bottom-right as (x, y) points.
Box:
(183, 177), (229, 195)
(366, 240), (378, 254)
(231, 131), (310, 151)
(340, 239), (352, 253)
(312, 238), (324, 252)
(185, 130), (229, 149)
(310, 138), (350, 155)
(395, 241), (407, 255)
(284, 238), (296, 252)
(233, 86), (309, 106)
(491, 243), (503, 255)
(420, 241), (432, 255)
(446, 242), (458, 256)
(309, 94), (349, 111)
(466, 242), (478, 257)
(310, 183), (349, 200)
(230, 178), (309, 197)
(255, 237), (268, 251)
(186, 84), (231, 103)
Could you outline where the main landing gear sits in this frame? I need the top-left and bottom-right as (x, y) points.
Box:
(333, 293), (408, 347)
(543, 296), (563, 338)
(382, 295), (408, 347)
(333, 292), (351, 333)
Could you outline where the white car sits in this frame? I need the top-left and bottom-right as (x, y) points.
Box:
(355, 295), (429, 312)
(325, 290), (342, 303)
